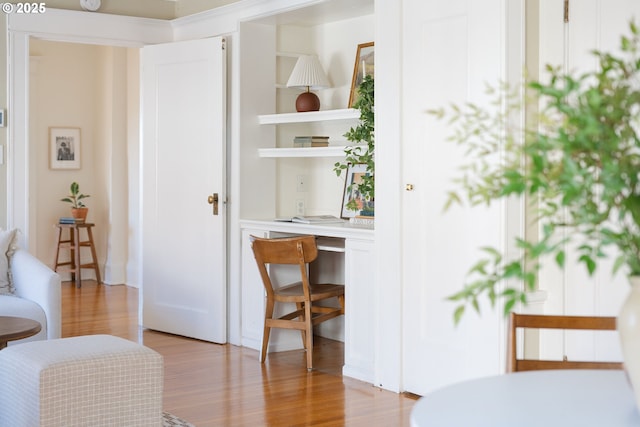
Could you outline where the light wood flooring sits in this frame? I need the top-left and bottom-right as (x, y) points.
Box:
(61, 281), (417, 426)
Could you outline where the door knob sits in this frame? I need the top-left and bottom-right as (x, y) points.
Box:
(406, 184), (414, 191)
(207, 193), (219, 215)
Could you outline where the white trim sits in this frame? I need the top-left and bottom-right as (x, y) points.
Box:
(8, 8), (172, 46)
(172, 0), (350, 41)
(7, 31), (30, 247)
(373, 0), (402, 392)
(172, 0), (266, 39)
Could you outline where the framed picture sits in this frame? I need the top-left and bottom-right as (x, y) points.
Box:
(50, 127), (81, 170)
(348, 42), (374, 108)
(341, 163), (374, 219)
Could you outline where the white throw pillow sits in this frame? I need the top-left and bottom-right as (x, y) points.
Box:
(0, 228), (18, 295)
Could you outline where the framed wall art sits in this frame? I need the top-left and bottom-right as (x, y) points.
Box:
(50, 127), (81, 170)
(348, 41), (374, 108)
(341, 163), (374, 219)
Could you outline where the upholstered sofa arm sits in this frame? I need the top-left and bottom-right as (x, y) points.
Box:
(10, 249), (62, 339)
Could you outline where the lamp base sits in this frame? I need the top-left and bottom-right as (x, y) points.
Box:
(295, 91), (320, 112)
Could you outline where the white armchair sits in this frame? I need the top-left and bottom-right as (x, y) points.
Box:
(0, 248), (61, 342)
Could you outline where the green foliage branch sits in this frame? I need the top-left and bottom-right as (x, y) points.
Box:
(431, 22), (640, 323)
(334, 74), (375, 211)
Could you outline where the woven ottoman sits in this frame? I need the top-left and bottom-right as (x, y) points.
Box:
(0, 334), (163, 427)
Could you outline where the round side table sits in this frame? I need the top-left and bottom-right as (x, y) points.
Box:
(0, 316), (42, 349)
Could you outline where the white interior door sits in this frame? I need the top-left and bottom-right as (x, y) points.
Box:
(141, 37), (226, 343)
(401, 0), (510, 395)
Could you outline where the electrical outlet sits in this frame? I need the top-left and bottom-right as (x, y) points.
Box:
(296, 175), (308, 192)
(296, 199), (305, 215)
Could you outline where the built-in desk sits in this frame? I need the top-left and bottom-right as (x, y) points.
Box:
(240, 219), (375, 383)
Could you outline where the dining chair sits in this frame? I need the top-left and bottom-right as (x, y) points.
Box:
(250, 235), (345, 370)
(507, 312), (623, 372)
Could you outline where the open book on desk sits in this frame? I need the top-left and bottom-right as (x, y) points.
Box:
(290, 215), (345, 224)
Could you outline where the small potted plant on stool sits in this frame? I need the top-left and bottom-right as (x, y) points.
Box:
(61, 182), (90, 222)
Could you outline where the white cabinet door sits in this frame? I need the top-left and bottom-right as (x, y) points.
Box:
(401, 0), (509, 395)
(141, 37), (227, 343)
(343, 238), (375, 383)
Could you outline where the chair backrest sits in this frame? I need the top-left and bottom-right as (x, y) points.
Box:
(250, 235), (318, 297)
(507, 312), (623, 372)
(251, 235), (318, 265)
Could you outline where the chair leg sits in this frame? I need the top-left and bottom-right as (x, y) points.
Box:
(85, 226), (102, 285)
(304, 302), (314, 371)
(296, 302), (306, 349)
(261, 299), (275, 363)
(69, 228), (77, 284)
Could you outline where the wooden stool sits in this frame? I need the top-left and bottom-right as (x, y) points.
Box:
(53, 223), (101, 288)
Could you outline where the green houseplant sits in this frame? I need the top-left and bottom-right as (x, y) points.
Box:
(434, 22), (640, 320)
(334, 74), (375, 215)
(61, 181), (90, 221)
(432, 22), (640, 408)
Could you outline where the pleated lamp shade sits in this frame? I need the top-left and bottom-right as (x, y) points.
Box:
(286, 55), (330, 112)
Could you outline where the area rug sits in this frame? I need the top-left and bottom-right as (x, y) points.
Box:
(163, 411), (195, 427)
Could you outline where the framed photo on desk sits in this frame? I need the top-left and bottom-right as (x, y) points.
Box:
(341, 163), (374, 219)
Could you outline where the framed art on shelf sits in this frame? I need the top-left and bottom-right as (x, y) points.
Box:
(348, 41), (374, 108)
(50, 127), (81, 170)
(341, 163), (374, 219)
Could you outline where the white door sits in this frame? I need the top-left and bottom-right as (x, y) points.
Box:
(141, 37), (227, 343)
(401, 0), (510, 395)
(535, 0), (640, 363)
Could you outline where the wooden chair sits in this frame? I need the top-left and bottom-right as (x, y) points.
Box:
(251, 235), (345, 370)
(507, 312), (623, 372)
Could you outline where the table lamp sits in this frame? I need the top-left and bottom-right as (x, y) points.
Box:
(286, 55), (330, 112)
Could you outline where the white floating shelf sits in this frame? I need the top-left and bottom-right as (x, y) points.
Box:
(258, 146), (348, 158)
(258, 108), (359, 125)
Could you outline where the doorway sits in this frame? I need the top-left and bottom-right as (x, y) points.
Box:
(28, 39), (138, 285)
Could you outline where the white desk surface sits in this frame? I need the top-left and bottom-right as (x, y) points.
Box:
(410, 370), (640, 427)
(239, 219), (374, 240)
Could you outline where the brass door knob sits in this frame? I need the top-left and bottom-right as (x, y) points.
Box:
(406, 184), (414, 191)
(207, 193), (219, 215)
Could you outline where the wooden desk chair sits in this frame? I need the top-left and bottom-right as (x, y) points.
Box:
(250, 235), (345, 371)
(507, 312), (623, 372)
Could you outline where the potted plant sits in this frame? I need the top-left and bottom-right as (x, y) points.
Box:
(61, 181), (90, 222)
(432, 22), (640, 406)
(334, 74), (375, 217)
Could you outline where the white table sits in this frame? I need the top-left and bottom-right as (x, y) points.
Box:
(410, 370), (640, 427)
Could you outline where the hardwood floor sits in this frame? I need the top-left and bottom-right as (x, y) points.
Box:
(61, 281), (417, 426)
